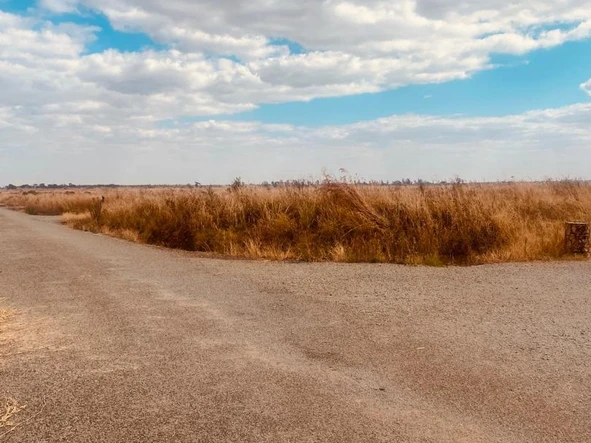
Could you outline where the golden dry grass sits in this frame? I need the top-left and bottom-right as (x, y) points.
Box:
(0, 398), (26, 436)
(0, 190), (98, 215)
(1, 181), (590, 265)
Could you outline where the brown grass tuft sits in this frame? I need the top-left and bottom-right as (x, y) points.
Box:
(0, 399), (26, 429)
(1, 181), (590, 265)
(0, 398), (26, 439)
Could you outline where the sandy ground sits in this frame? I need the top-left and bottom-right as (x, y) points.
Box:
(0, 208), (589, 442)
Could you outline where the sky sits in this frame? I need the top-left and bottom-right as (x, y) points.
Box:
(1, 0), (590, 185)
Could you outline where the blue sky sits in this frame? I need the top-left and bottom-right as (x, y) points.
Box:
(1, 0), (590, 184)
(1, 1), (163, 53)
(244, 42), (591, 126)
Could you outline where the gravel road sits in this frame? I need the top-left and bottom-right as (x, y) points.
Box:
(0, 208), (590, 442)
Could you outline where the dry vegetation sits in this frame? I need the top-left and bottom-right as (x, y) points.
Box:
(1, 181), (590, 265)
(0, 399), (26, 433)
(0, 299), (12, 331)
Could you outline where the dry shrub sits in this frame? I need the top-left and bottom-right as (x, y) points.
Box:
(1, 181), (590, 264)
(61, 211), (91, 226)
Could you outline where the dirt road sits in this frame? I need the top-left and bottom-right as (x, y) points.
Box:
(0, 208), (589, 442)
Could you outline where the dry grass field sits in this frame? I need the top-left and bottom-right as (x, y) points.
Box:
(1, 181), (590, 265)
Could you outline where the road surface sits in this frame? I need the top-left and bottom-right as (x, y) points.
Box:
(0, 208), (590, 442)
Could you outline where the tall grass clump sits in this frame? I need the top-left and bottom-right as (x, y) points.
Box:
(0, 190), (99, 215)
(1, 181), (589, 264)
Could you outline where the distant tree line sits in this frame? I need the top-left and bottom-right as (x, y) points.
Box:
(5, 179), (453, 190)
(257, 178), (465, 188)
(3, 183), (179, 190)
(5, 177), (583, 191)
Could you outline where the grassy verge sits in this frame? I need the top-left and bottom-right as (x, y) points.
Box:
(0, 190), (98, 215)
(1, 181), (590, 265)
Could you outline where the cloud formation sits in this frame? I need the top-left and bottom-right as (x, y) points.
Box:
(1, 2), (590, 184)
(2, 98), (590, 184)
(4, 1), (591, 117)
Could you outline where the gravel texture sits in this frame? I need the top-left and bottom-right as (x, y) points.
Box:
(0, 208), (590, 442)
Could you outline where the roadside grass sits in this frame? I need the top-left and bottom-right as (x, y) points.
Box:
(1, 181), (590, 265)
(0, 190), (98, 216)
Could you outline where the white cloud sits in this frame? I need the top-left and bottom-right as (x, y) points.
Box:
(2, 101), (590, 184)
(581, 78), (591, 95)
(28, 1), (591, 96)
(1, 3), (591, 184)
(38, 0), (79, 14)
(1, 5), (591, 121)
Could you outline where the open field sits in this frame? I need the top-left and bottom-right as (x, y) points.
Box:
(1, 181), (590, 264)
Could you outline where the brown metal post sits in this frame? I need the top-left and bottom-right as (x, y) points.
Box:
(564, 222), (590, 256)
